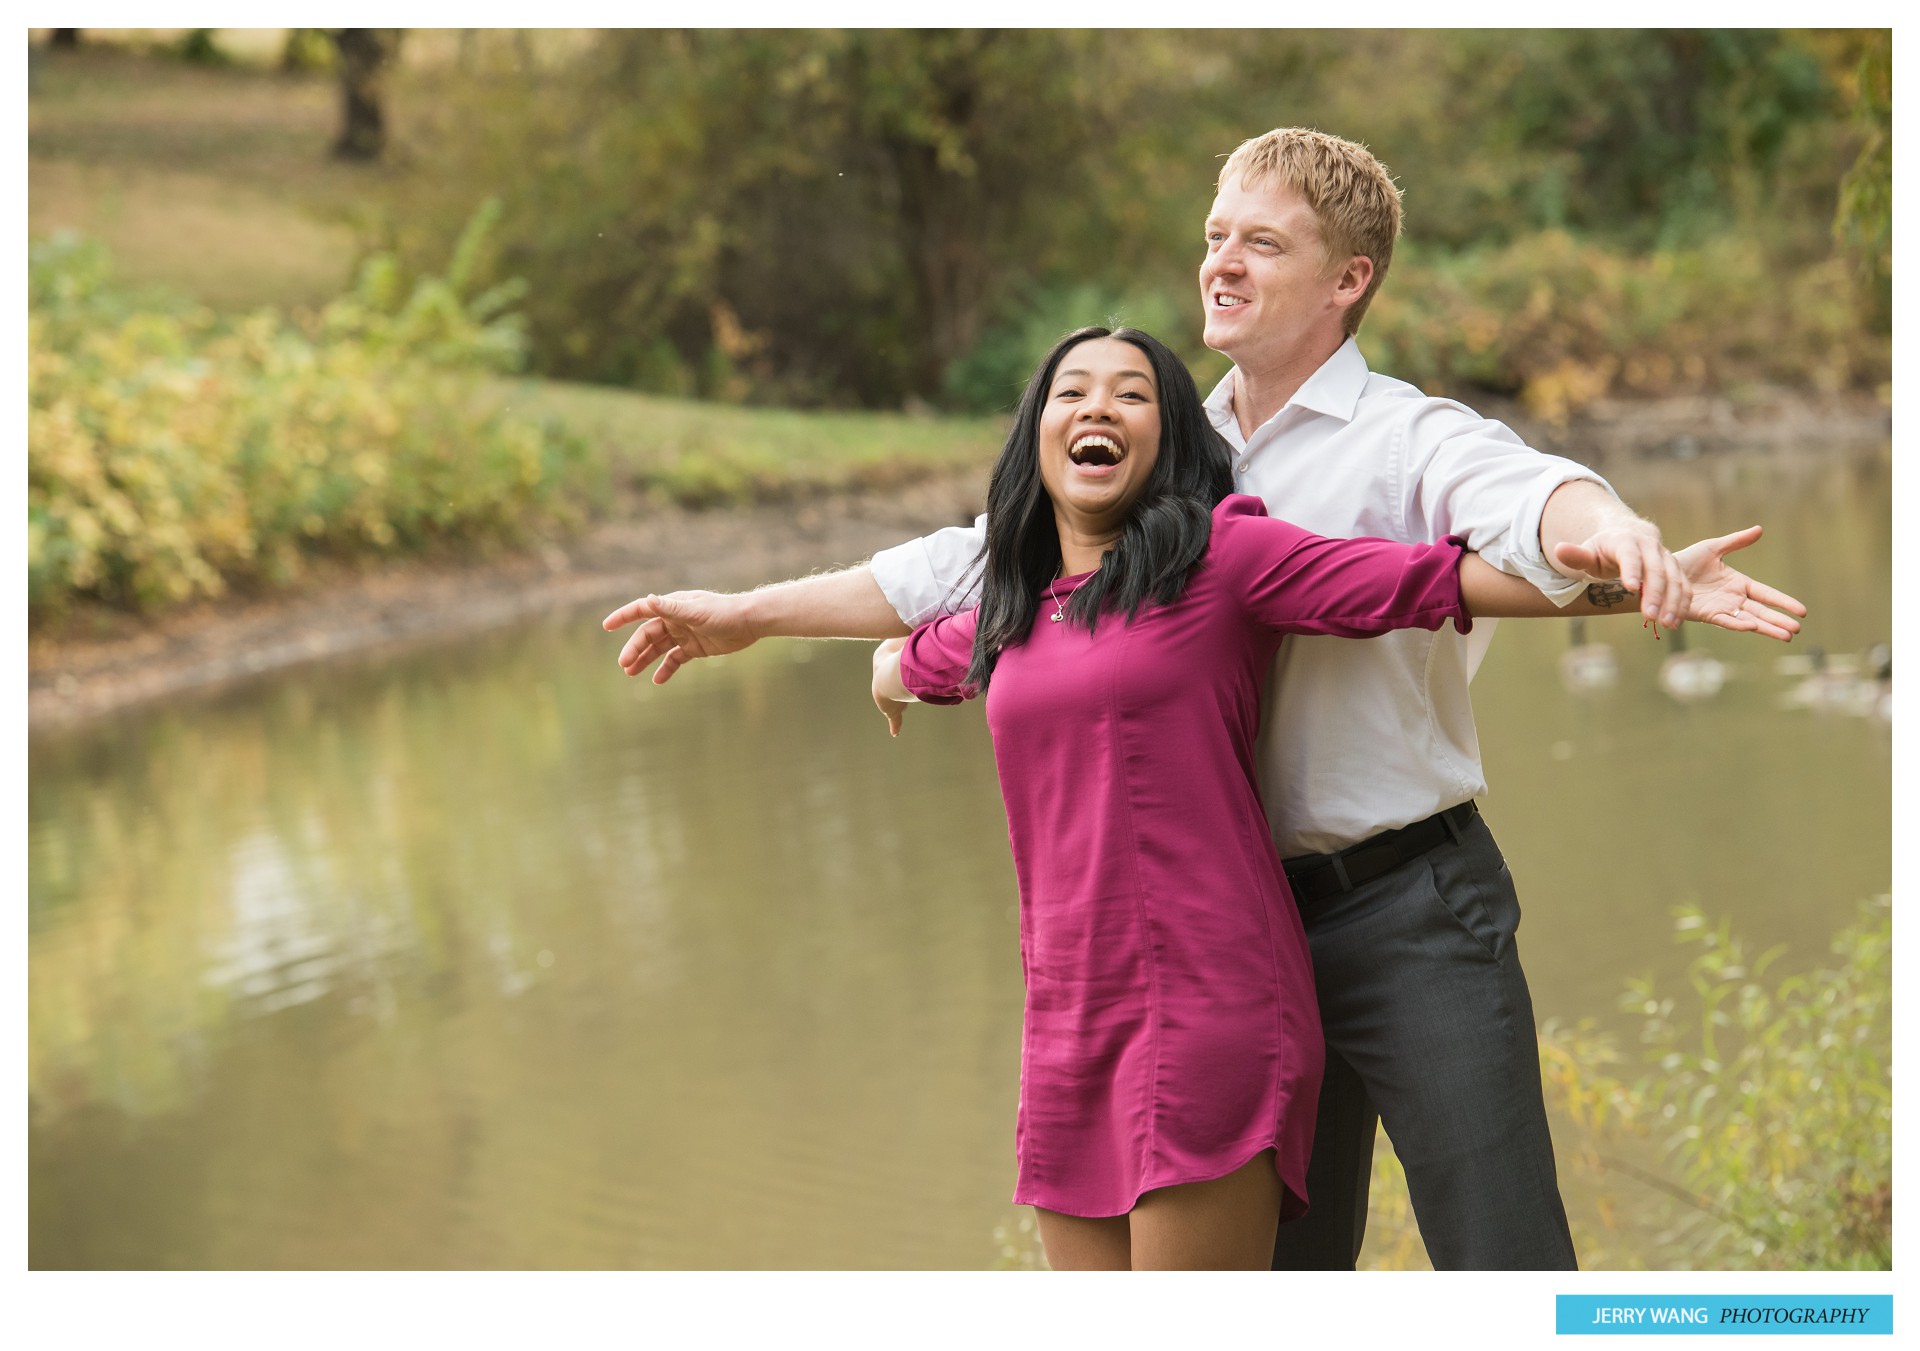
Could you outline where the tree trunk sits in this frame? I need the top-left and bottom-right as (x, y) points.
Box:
(50, 29), (79, 49)
(871, 37), (995, 398)
(329, 29), (402, 161)
(890, 135), (991, 398)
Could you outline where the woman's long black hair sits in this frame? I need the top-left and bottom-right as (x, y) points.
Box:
(960, 326), (1235, 692)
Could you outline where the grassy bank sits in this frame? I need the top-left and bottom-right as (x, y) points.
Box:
(28, 47), (365, 312)
(521, 380), (1003, 509)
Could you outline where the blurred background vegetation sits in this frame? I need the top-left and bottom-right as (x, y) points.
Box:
(385, 27), (1892, 418)
(28, 216), (583, 615)
(27, 27), (1891, 621)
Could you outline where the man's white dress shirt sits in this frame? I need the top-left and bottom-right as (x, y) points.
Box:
(869, 338), (1611, 855)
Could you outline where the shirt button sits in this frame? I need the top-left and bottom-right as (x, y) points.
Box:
(1238, 462), (1250, 473)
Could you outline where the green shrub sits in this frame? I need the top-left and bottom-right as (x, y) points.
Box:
(173, 29), (232, 67)
(1540, 896), (1891, 1269)
(1363, 899), (1890, 1269)
(28, 214), (583, 619)
(941, 283), (1202, 415)
(1368, 233), (1883, 423)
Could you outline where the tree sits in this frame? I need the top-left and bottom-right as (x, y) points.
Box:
(837, 30), (1112, 393)
(1833, 31), (1890, 320)
(281, 28), (334, 74)
(388, 28), (1878, 408)
(50, 29), (79, 48)
(399, 29), (1134, 403)
(328, 29), (404, 161)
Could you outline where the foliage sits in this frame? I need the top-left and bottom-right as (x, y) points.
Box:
(378, 29), (1885, 413)
(280, 27), (336, 73)
(1360, 899), (1890, 1270)
(1541, 897), (1891, 1269)
(321, 199), (532, 373)
(1357, 1138), (1432, 1270)
(28, 220), (583, 619)
(1368, 233), (1875, 424)
(1832, 31), (1891, 325)
(394, 30), (1131, 407)
(173, 29), (232, 67)
(27, 227), (129, 326)
(940, 283), (1206, 414)
(1370, 30), (1833, 248)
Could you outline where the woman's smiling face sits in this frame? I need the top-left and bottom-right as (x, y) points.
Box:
(1037, 337), (1164, 542)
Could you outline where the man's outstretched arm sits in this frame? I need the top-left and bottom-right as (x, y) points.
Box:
(603, 565), (911, 685)
(1418, 415), (1803, 638)
(1537, 479), (1692, 630)
(1472, 522), (1807, 640)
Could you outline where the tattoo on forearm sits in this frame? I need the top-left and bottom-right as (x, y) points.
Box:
(1586, 581), (1634, 608)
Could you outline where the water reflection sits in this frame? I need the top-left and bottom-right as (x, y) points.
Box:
(28, 443), (1889, 1268)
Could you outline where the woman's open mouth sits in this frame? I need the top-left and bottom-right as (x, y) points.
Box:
(1068, 434), (1125, 470)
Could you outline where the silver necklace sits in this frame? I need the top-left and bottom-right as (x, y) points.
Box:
(1050, 567), (1093, 622)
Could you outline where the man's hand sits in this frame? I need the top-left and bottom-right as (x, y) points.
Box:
(1552, 518), (1689, 631)
(1559, 526), (1807, 641)
(1671, 525), (1807, 641)
(602, 590), (759, 684)
(871, 636), (912, 737)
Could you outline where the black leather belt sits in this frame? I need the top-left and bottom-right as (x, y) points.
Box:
(1282, 801), (1478, 906)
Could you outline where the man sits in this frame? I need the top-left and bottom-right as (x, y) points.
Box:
(602, 129), (1805, 1268)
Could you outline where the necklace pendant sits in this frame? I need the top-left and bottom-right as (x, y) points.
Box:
(1051, 612), (1065, 622)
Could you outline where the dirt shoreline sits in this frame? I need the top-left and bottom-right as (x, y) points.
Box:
(28, 470), (993, 733)
(27, 390), (1889, 733)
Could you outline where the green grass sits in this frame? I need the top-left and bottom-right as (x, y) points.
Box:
(519, 380), (1005, 509)
(31, 48), (1007, 519)
(29, 47), (368, 312)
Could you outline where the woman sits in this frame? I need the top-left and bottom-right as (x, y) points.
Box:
(869, 326), (1574, 1270)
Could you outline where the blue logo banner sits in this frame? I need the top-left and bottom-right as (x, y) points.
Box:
(1557, 1295), (1891, 1335)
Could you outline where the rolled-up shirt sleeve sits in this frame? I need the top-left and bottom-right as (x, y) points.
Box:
(898, 608), (980, 705)
(1405, 401), (1613, 605)
(868, 516), (989, 626)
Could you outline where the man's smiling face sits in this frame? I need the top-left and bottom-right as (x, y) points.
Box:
(1199, 176), (1354, 371)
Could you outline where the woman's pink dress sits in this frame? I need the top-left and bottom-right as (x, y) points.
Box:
(899, 495), (1470, 1219)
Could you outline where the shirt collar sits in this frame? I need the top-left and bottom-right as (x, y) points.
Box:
(1204, 337), (1370, 433)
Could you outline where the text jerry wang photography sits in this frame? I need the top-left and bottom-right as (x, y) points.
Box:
(26, 21), (1893, 1312)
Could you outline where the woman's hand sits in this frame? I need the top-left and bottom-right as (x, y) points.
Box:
(871, 636), (914, 737)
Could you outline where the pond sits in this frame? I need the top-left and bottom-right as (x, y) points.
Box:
(28, 441), (1891, 1269)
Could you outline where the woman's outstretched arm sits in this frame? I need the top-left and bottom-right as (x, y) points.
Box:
(1459, 553), (1585, 620)
(604, 566), (910, 684)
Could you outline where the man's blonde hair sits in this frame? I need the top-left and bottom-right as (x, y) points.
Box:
(1218, 128), (1403, 336)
